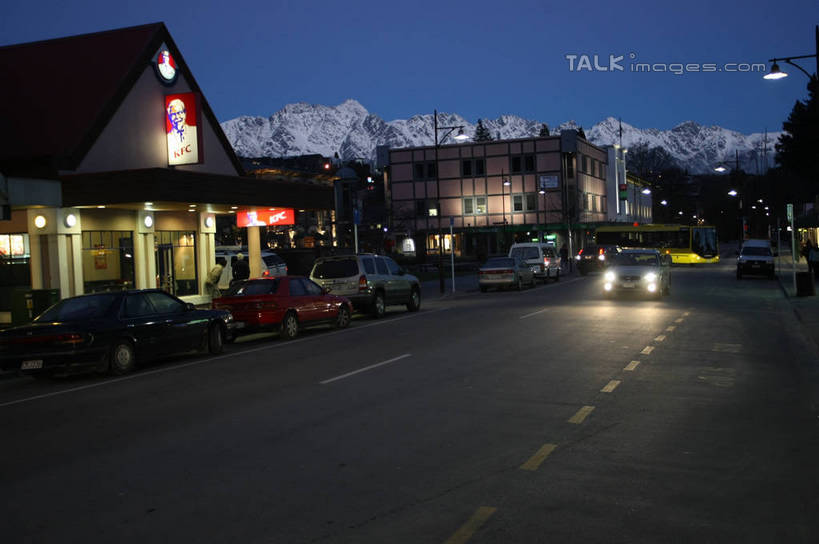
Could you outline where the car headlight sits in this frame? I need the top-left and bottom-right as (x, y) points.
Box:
(604, 271), (616, 282)
(598, 254), (605, 261)
(222, 312), (233, 323)
(644, 272), (657, 282)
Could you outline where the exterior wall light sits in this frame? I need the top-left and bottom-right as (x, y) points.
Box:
(34, 215), (47, 229)
(144, 215), (154, 228)
(64, 213), (77, 228)
(204, 216), (214, 228)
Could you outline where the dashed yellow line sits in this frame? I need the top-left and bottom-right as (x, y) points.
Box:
(654, 335), (666, 342)
(675, 318), (684, 323)
(641, 346), (654, 355)
(601, 380), (621, 393)
(683, 311), (690, 317)
(624, 360), (640, 371)
(568, 405), (595, 424)
(444, 506), (497, 544)
(520, 443), (558, 471)
(666, 325), (676, 332)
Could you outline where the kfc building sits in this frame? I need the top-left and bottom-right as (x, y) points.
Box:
(0, 23), (331, 323)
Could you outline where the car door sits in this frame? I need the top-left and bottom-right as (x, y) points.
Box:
(145, 291), (204, 352)
(383, 256), (410, 303)
(286, 278), (319, 323)
(303, 278), (334, 322)
(122, 293), (165, 358)
(373, 256), (392, 303)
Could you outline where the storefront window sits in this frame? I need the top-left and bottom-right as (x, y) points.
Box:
(0, 234), (31, 310)
(82, 231), (135, 293)
(155, 231), (197, 296)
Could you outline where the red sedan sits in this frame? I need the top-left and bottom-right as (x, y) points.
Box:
(212, 276), (352, 340)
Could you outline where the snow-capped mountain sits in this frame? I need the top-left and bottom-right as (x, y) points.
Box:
(221, 100), (780, 174)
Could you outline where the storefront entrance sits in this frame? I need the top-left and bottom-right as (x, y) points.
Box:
(156, 243), (175, 295)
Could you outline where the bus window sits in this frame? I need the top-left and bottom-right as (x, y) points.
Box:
(692, 227), (718, 257)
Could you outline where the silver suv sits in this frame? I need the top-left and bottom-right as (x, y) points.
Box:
(310, 254), (421, 318)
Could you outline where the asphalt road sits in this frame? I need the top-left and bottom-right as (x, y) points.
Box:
(2, 263), (819, 543)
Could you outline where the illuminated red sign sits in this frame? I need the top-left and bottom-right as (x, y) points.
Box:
(155, 49), (177, 83)
(236, 209), (295, 227)
(165, 92), (201, 166)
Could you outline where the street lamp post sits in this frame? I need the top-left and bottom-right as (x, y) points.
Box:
(763, 25), (818, 83)
(433, 109), (468, 294)
(502, 171), (511, 250)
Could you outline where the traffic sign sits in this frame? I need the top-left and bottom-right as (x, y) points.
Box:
(787, 203), (793, 222)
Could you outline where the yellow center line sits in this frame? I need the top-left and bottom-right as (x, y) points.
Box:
(641, 346), (654, 355)
(666, 325), (676, 332)
(654, 335), (666, 342)
(443, 506), (497, 544)
(601, 380), (621, 393)
(683, 311), (690, 316)
(568, 405), (595, 424)
(675, 318), (684, 323)
(624, 360), (640, 371)
(520, 443), (558, 471)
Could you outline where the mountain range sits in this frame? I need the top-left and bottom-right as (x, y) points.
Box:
(220, 99), (780, 174)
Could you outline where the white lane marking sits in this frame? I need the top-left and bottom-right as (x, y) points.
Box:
(520, 308), (549, 319)
(624, 360), (640, 371)
(0, 308), (447, 409)
(320, 354), (411, 384)
(518, 277), (584, 319)
(641, 346), (654, 355)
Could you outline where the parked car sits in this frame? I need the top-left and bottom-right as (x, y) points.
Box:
(309, 254), (421, 318)
(0, 290), (231, 377)
(508, 242), (561, 282)
(212, 277), (352, 341)
(479, 256), (535, 292)
(215, 246), (288, 290)
(603, 249), (670, 298)
(575, 244), (620, 275)
(736, 239), (775, 279)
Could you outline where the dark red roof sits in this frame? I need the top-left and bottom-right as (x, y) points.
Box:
(0, 23), (242, 176)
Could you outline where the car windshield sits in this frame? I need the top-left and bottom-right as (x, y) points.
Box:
(484, 257), (515, 268)
(580, 246), (599, 255)
(615, 253), (659, 266)
(742, 246), (772, 256)
(312, 259), (359, 279)
(263, 255), (284, 266)
(224, 279), (280, 296)
(35, 293), (121, 322)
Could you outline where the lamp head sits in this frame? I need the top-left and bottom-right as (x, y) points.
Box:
(763, 61), (788, 80)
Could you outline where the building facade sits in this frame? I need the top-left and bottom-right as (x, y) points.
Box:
(606, 145), (653, 224)
(386, 131), (608, 259)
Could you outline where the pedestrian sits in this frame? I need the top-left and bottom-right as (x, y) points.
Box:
(204, 263), (223, 298)
(800, 241), (810, 264)
(809, 242), (819, 278)
(560, 244), (568, 269)
(232, 252), (250, 282)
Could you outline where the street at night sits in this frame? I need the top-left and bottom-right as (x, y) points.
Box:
(2, 263), (818, 543)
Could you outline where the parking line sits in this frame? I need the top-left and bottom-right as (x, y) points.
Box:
(624, 360), (640, 371)
(520, 443), (558, 471)
(641, 346), (654, 355)
(600, 380), (621, 393)
(666, 326), (676, 332)
(443, 506), (497, 544)
(568, 405), (595, 424)
(654, 335), (666, 342)
(320, 354), (411, 384)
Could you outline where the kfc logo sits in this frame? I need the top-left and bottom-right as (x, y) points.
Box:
(165, 93), (201, 165)
(236, 209), (295, 227)
(156, 49), (177, 83)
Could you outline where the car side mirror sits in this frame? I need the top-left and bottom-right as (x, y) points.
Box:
(398, 268), (406, 276)
(186, 303), (196, 311)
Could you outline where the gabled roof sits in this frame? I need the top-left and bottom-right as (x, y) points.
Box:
(0, 23), (243, 177)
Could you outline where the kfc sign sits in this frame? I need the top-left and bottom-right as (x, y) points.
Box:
(165, 92), (201, 166)
(155, 49), (178, 84)
(236, 209), (295, 227)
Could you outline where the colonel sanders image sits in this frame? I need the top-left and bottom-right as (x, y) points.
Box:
(157, 50), (176, 81)
(166, 96), (199, 165)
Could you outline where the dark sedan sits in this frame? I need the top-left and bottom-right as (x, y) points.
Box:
(576, 244), (620, 275)
(212, 276), (352, 341)
(0, 290), (231, 377)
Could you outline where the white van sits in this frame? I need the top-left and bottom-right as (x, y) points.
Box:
(508, 242), (561, 282)
(215, 246), (288, 289)
(736, 239), (775, 279)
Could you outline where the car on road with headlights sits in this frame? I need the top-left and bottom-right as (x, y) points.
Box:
(479, 256), (535, 292)
(603, 249), (670, 298)
(736, 239), (775, 279)
(0, 290), (231, 378)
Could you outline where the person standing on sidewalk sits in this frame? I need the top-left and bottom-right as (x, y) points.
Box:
(809, 242), (819, 278)
(560, 244), (569, 271)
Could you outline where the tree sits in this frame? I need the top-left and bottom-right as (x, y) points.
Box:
(474, 119), (493, 142)
(538, 123), (550, 137)
(775, 77), (819, 202)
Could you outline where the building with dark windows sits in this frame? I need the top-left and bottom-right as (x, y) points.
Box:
(0, 23), (332, 324)
(385, 131), (608, 260)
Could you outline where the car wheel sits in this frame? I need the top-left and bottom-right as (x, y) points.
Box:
(110, 340), (135, 375)
(406, 288), (421, 312)
(335, 304), (351, 328)
(280, 311), (299, 340)
(208, 323), (224, 354)
(372, 292), (386, 319)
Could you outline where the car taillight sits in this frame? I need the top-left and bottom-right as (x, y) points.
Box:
(262, 270), (270, 277)
(543, 258), (550, 266)
(358, 275), (368, 293)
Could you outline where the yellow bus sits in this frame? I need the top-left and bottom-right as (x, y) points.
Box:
(594, 224), (719, 264)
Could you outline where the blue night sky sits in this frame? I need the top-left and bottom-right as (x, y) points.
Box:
(2, 0), (818, 135)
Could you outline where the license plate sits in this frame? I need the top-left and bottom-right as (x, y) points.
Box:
(233, 321), (246, 329)
(21, 359), (43, 370)
(622, 282), (635, 288)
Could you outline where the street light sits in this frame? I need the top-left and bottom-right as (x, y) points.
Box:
(763, 25), (818, 82)
(433, 109), (468, 294)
